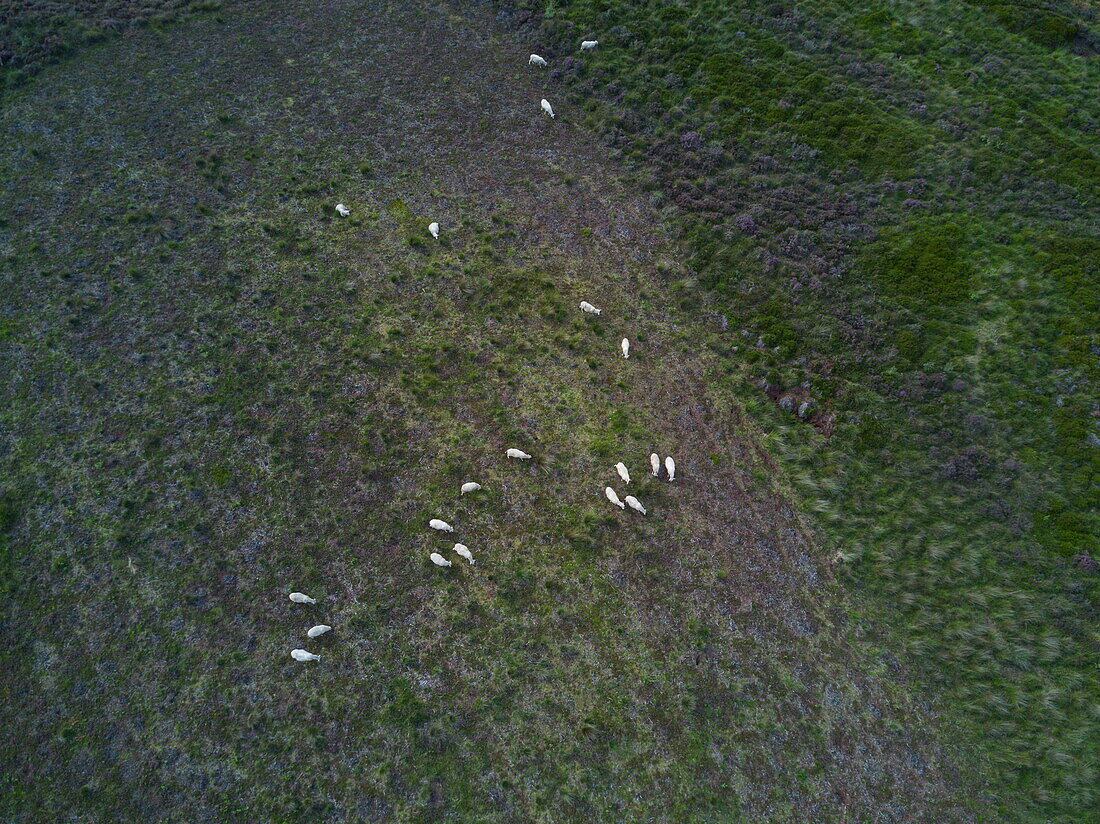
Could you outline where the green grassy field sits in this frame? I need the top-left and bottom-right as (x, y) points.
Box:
(1, 0), (1096, 822)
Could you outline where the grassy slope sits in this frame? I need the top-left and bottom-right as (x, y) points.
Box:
(491, 0), (1099, 820)
(0, 0), (997, 821)
(0, 0), (223, 85)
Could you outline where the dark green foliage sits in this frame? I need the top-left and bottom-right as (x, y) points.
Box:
(868, 219), (974, 306)
(1042, 236), (1100, 361)
(0, 493), (19, 535)
(894, 327), (924, 364)
(969, 0), (1081, 48)
(1035, 505), (1092, 556)
(680, 32), (923, 174)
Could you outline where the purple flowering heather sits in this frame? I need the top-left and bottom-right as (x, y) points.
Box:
(680, 131), (703, 151)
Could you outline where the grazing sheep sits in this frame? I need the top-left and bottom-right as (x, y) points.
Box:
(335, 203), (350, 217)
(579, 301), (601, 315)
(529, 54), (547, 66)
(453, 543), (475, 565)
(541, 99), (555, 118)
(625, 495), (647, 515)
(430, 552), (453, 568)
(461, 482), (482, 495)
(289, 592), (316, 604)
(580, 40), (598, 50)
(307, 625), (332, 639)
(429, 222), (440, 239)
(665, 456), (676, 481)
(615, 462), (630, 484)
(621, 338), (630, 359)
(650, 453), (660, 477)
(291, 649), (320, 662)
(429, 519), (454, 532)
(605, 486), (625, 509)
(506, 448), (532, 460)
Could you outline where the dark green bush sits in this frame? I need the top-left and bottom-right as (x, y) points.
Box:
(1035, 506), (1095, 557)
(971, 1), (1080, 48)
(868, 219), (974, 306)
(895, 328), (924, 364)
(1041, 236), (1099, 377)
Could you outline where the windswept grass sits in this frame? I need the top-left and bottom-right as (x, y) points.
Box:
(0, 1), (1000, 821)
(499, 0), (1098, 820)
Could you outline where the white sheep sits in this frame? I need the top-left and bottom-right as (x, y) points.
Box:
(650, 452), (660, 477)
(307, 625), (332, 639)
(579, 301), (602, 315)
(289, 592), (316, 604)
(429, 518), (454, 532)
(541, 99), (555, 118)
(291, 649), (320, 662)
(665, 456), (676, 481)
(430, 552), (452, 568)
(580, 40), (599, 51)
(621, 338), (630, 359)
(605, 486), (625, 509)
(453, 543), (475, 565)
(506, 448), (532, 460)
(429, 222), (440, 239)
(461, 482), (482, 494)
(625, 495), (647, 515)
(615, 462), (630, 484)
(335, 203), (350, 217)
(529, 54), (547, 66)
